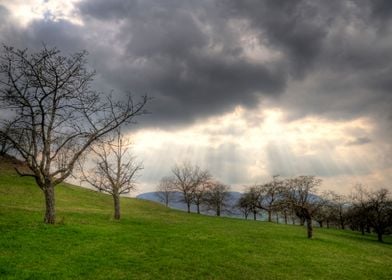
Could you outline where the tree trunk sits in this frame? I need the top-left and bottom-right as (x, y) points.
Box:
(306, 218), (313, 239)
(326, 220), (330, 229)
(268, 210), (272, 222)
(216, 205), (221, 217)
(284, 211), (288, 224)
(43, 186), (56, 224)
(187, 202), (191, 213)
(197, 203), (200, 214)
(113, 194), (121, 220)
(253, 210), (257, 220)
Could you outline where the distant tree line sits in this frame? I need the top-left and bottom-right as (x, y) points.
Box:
(238, 179), (392, 242)
(157, 166), (392, 242)
(156, 161), (232, 217)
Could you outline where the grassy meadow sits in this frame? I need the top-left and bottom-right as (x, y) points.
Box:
(0, 158), (391, 279)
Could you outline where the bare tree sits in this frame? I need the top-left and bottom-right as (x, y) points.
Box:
(171, 162), (210, 213)
(156, 176), (176, 207)
(312, 203), (330, 228)
(366, 188), (392, 242)
(240, 186), (262, 220)
(0, 45), (148, 223)
(204, 181), (231, 216)
(237, 194), (252, 219)
(283, 176), (324, 239)
(325, 191), (349, 229)
(350, 184), (372, 235)
(193, 179), (211, 214)
(257, 175), (283, 222)
(80, 129), (142, 220)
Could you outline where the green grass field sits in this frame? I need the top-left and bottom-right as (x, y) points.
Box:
(1, 160), (391, 279)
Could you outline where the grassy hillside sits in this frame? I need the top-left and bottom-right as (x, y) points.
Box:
(1, 159), (391, 279)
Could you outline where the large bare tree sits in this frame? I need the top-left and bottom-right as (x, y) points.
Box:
(79, 130), (142, 220)
(171, 162), (210, 213)
(0, 45), (148, 223)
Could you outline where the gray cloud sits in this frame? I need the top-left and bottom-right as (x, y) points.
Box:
(0, 0), (391, 132)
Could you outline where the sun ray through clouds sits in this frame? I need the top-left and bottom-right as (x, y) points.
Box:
(126, 105), (386, 195)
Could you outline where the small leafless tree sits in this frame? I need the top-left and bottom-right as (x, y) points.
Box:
(156, 176), (176, 207)
(204, 181), (231, 216)
(365, 188), (391, 242)
(283, 176), (324, 239)
(257, 175), (283, 222)
(237, 194), (252, 219)
(350, 184), (372, 235)
(80, 130), (142, 220)
(325, 191), (349, 229)
(193, 179), (212, 214)
(171, 162), (210, 213)
(312, 203), (330, 228)
(0, 45), (148, 223)
(240, 186), (262, 220)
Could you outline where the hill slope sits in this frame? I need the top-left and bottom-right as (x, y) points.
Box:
(0, 160), (391, 279)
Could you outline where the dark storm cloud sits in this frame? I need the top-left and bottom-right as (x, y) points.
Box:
(78, 0), (289, 126)
(223, 0), (335, 78)
(1, 0), (392, 131)
(77, 0), (392, 130)
(368, 0), (392, 23)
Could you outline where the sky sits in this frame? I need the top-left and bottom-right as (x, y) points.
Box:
(0, 0), (391, 195)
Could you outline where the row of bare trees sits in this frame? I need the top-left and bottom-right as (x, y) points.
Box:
(238, 177), (392, 242)
(157, 170), (391, 242)
(156, 162), (232, 216)
(237, 176), (323, 239)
